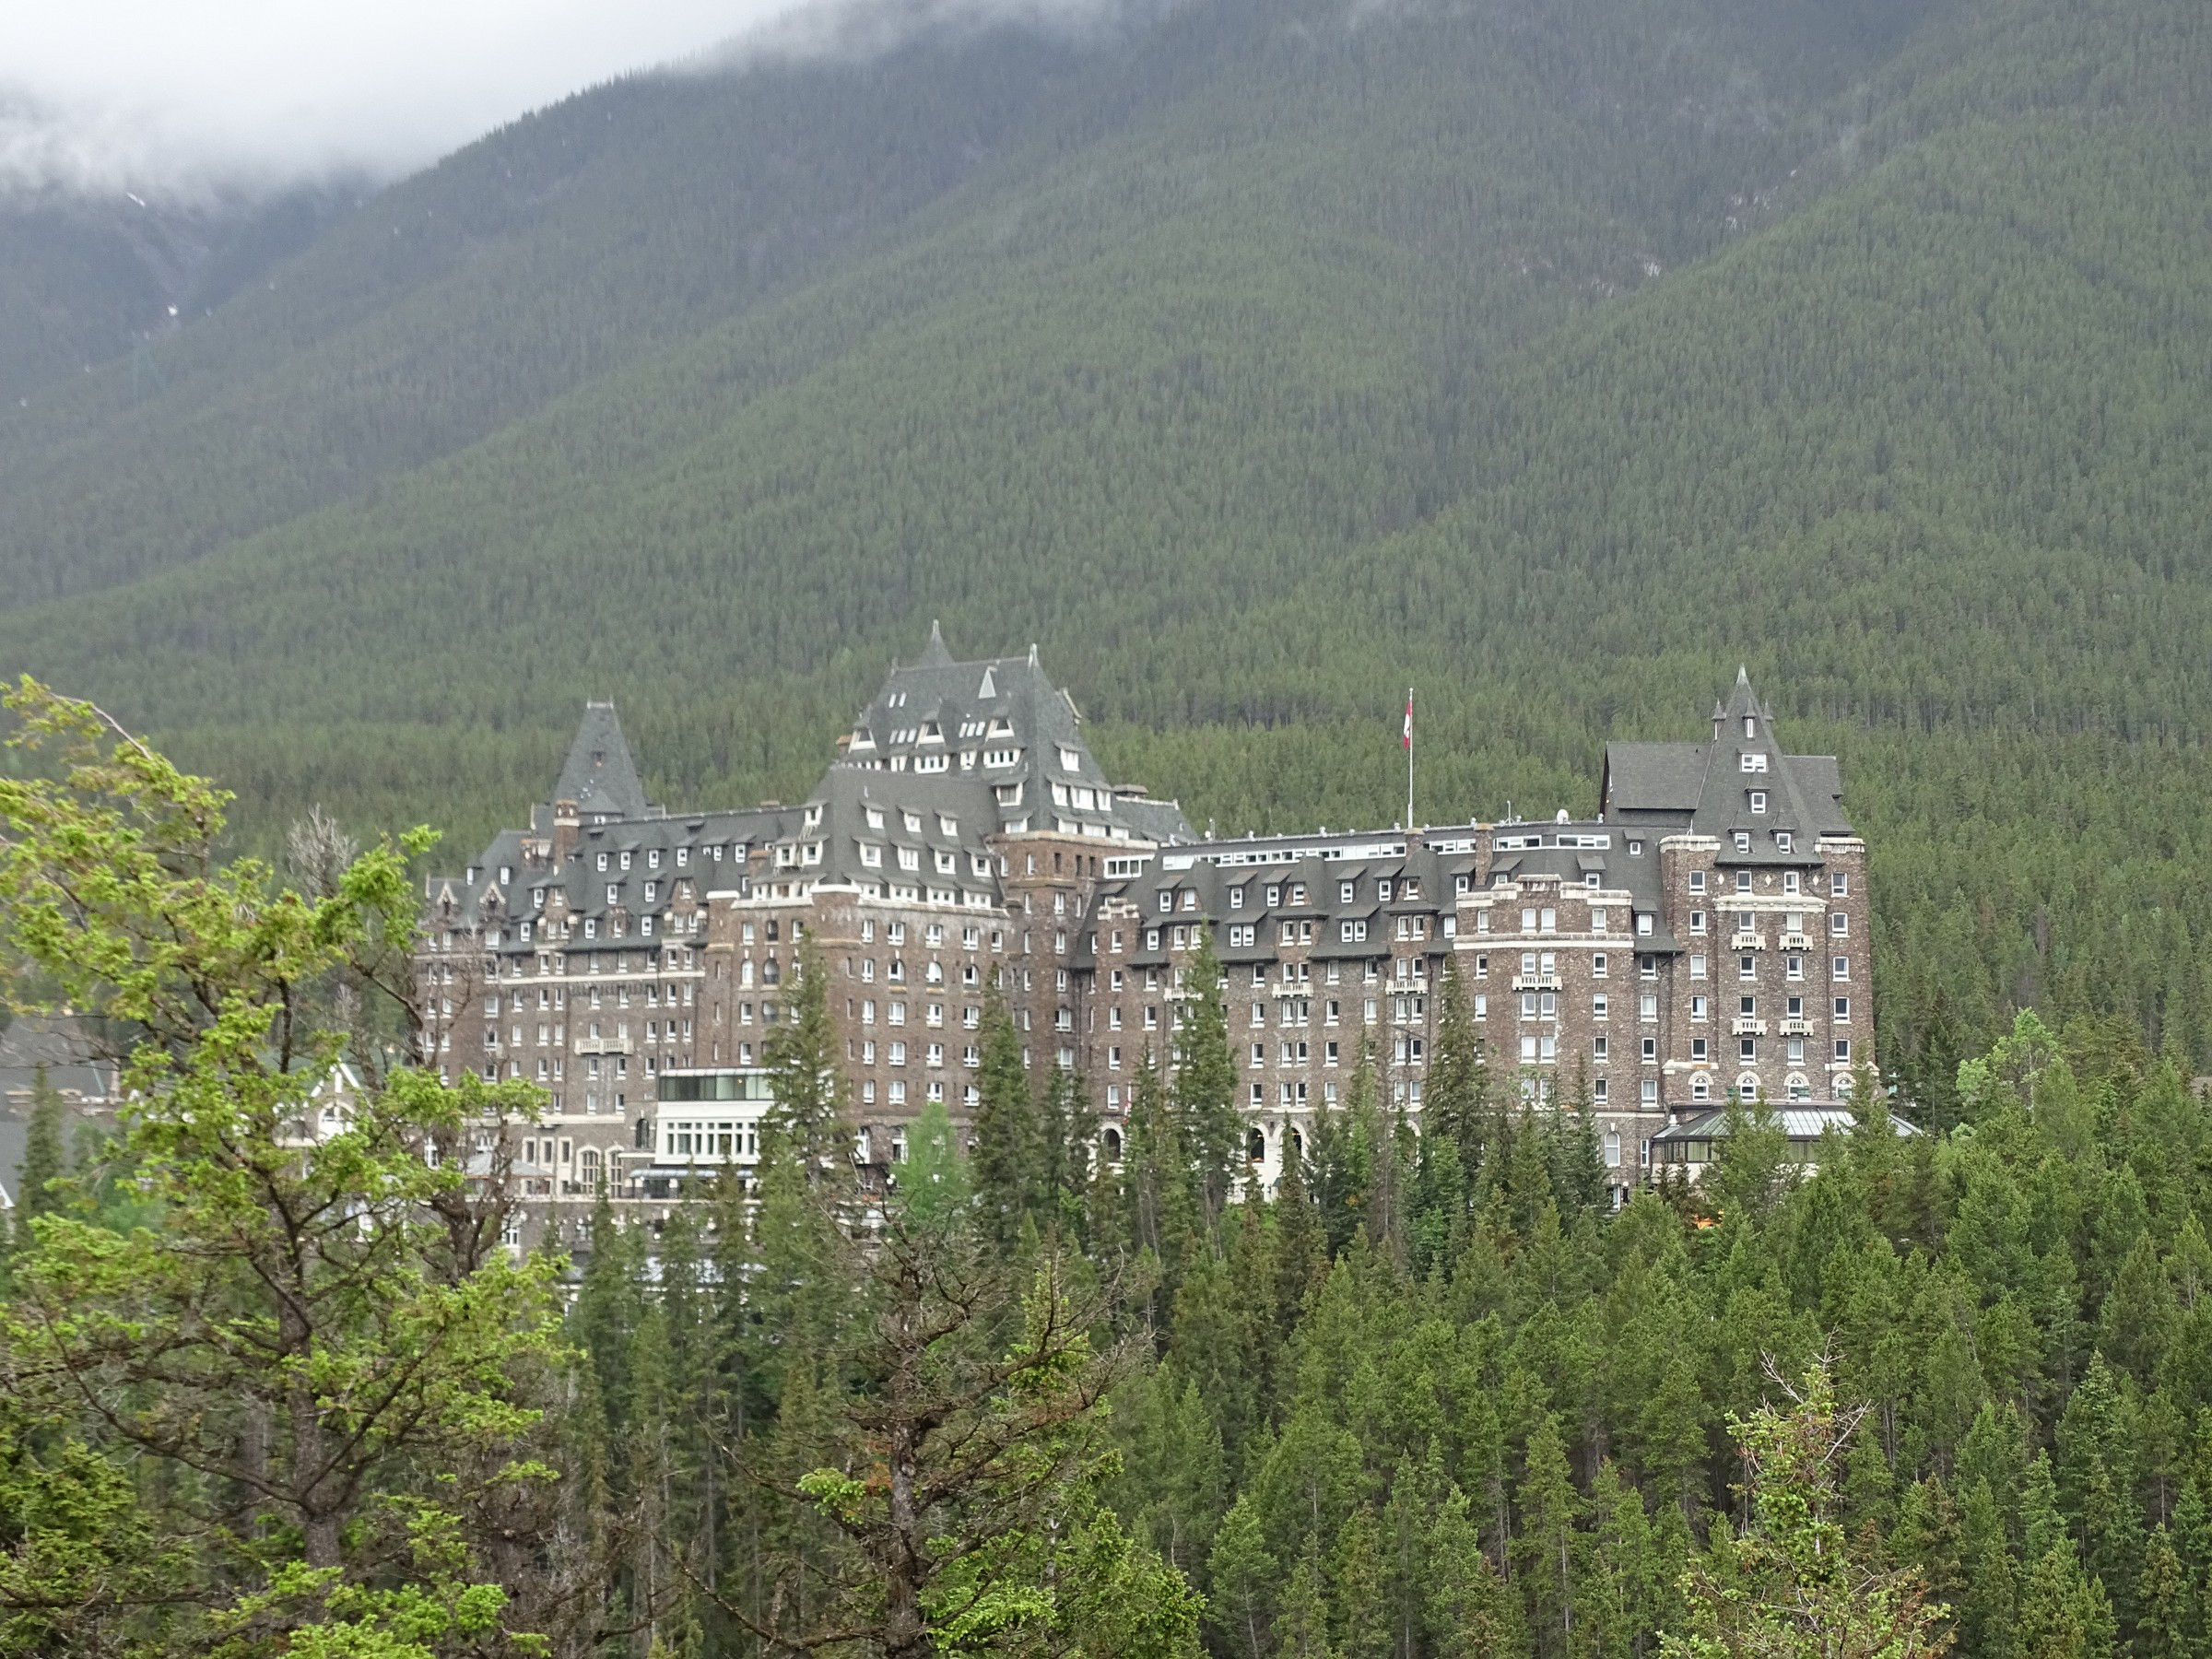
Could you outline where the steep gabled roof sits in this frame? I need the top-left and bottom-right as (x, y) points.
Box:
(553, 702), (648, 819)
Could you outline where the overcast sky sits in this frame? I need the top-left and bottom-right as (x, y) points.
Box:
(0, 0), (1117, 199)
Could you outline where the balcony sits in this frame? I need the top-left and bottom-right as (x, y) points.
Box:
(1780, 933), (1812, 950)
(1730, 932), (1766, 950)
(1781, 1018), (1813, 1036)
(575, 1034), (633, 1056)
(1731, 1018), (1767, 1037)
(1511, 974), (1561, 992)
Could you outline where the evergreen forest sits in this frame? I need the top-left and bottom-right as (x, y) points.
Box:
(0, 0), (2209, 1093)
(7, 692), (2212, 1659)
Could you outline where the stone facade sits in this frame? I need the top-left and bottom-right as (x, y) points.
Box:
(419, 643), (1871, 1241)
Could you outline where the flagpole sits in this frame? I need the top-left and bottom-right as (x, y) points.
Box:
(1405, 687), (1415, 833)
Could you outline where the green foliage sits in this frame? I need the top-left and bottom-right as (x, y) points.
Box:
(0, 684), (562, 1654)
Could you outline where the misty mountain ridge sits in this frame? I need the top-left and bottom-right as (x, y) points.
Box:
(2, 0), (2210, 1083)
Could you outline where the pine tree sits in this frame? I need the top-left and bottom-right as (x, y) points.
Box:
(1173, 926), (1241, 1232)
(1206, 1495), (1278, 1659)
(971, 994), (1036, 1243)
(1512, 1413), (1583, 1658)
(762, 935), (849, 1182)
(1427, 1483), (1522, 1659)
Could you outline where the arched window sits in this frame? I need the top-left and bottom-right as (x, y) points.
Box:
(1246, 1126), (1266, 1163)
(581, 1147), (603, 1188)
(1786, 1074), (1810, 1101)
(1101, 1126), (1124, 1163)
(1286, 1126), (1303, 1161)
(1735, 1072), (1761, 1102)
(1834, 1072), (1856, 1098)
(1691, 1073), (1712, 1103)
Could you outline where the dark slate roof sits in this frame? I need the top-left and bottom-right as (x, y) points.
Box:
(1600, 670), (1853, 848)
(553, 702), (649, 820)
(841, 628), (1193, 844)
(1081, 827), (1471, 953)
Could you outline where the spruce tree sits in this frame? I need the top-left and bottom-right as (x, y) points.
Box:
(1173, 925), (1241, 1232)
(762, 935), (849, 1182)
(971, 993), (1038, 1243)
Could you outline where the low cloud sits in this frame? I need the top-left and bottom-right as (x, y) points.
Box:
(0, 0), (1134, 202)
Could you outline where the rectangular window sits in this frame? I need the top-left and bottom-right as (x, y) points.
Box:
(1786, 956), (1805, 982)
(1739, 1037), (1757, 1061)
(1691, 1038), (1708, 1062)
(1592, 953), (1607, 978)
(1593, 994), (1608, 1019)
(1641, 1079), (1658, 1106)
(1831, 872), (1850, 897)
(1520, 1036), (1537, 1063)
(1836, 1039), (1853, 1064)
(1831, 912), (1849, 935)
(1689, 954), (1706, 979)
(1740, 956), (1757, 981)
(1834, 997), (1851, 1020)
(1832, 957), (1851, 980)
(1688, 911), (1705, 935)
(1749, 791), (1767, 814)
(1690, 995), (1707, 1021)
(1688, 870), (1705, 893)
(1593, 1035), (1608, 1060)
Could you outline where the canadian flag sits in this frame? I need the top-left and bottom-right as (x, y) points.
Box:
(1403, 691), (1413, 752)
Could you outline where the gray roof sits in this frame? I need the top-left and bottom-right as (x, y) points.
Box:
(552, 702), (649, 820)
(1600, 670), (1852, 853)
(1653, 1105), (1919, 1141)
(841, 627), (1193, 844)
(429, 637), (1189, 949)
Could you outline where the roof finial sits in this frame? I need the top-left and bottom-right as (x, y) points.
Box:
(1028, 641), (1039, 666)
(1736, 664), (1750, 687)
(919, 620), (954, 668)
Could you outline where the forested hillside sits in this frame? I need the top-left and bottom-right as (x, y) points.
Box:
(2, 0), (2210, 1092)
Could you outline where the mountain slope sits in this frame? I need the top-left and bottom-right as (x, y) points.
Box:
(3, 0), (2210, 1087)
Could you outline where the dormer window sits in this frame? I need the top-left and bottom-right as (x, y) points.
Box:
(866, 807), (885, 830)
(1159, 890), (1174, 914)
(596, 853), (608, 872)
(1749, 791), (1768, 814)
(938, 815), (958, 836)
(1182, 890), (1198, 912)
(1265, 884), (1281, 907)
(1628, 841), (1644, 856)
(1745, 715), (1757, 738)
(676, 847), (688, 866)
(903, 813), (923, 834)
(1289, 884), (1306, 904)
(619, 852), (632, 871)
(648, 849), (661, 869)
(1377, 879), (1393, 902)
(1058, 747), (1081, 772)
(1734, 831), (1751, 853)
(1776, 831), (1793, 853)
(1741, 752), (1767, 772)
(499, 865), (512, 886)
(1230, 888), (1244, 910)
